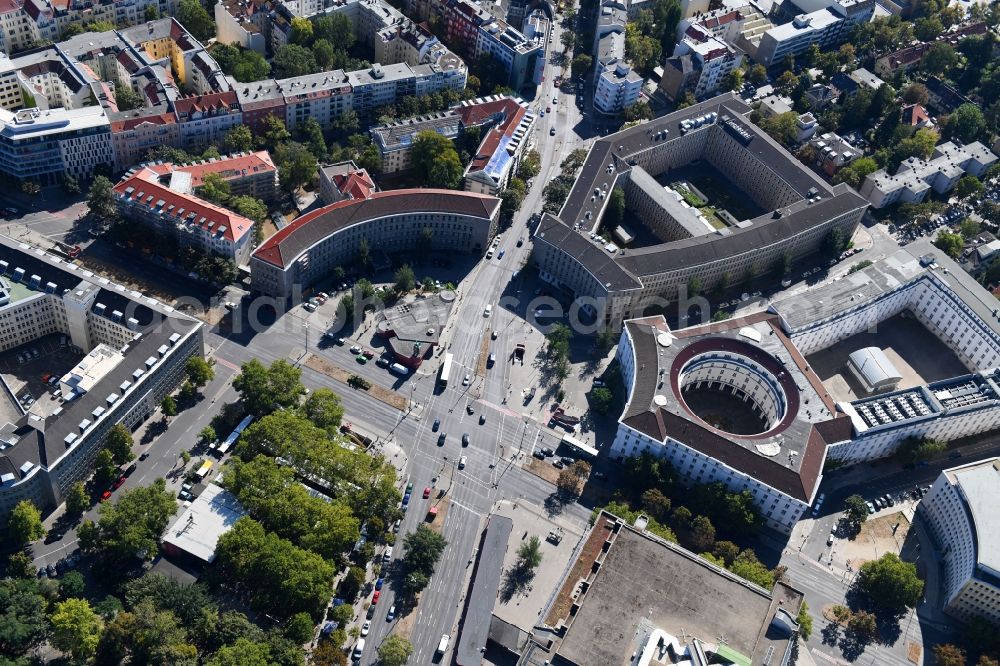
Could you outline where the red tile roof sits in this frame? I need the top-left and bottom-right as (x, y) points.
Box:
(113, 167), (254, 243)
(253, 189), (500, 269)
(0, 0), (21, 14)
(334, 168), (376, 201)
(174, 92), (239, 116)
(173, 151), (276, 187)
(456, 97), (528, 173)
(902, 103), (930, 127)
(110, 113), (176, 133)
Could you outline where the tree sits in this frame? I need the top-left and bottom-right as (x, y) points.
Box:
(572, 53), (593, 77)
(403, 525), (448, 579)
(283, 612), (314, 645)
(590, 387), (614, 414)
(260, 113), (291, 150)
(176, 0), (215, 41)
(313, 38), (336, 69)
(622, 100), (653, 122)
(105, 423), (135, 466)
(560, 30), (577, 51)
(301, 388), (344, 432)
(956, 175), (985, 200)
(199, 426), (217, 444)
(273, 44), (317, 78)
(833, 156), (878, 188)
(199, 172), (231, 204)
(516, 536), (543, 572)
(946, 103), (988, 143)
(378, 636), (413, 666)
(760, 112), (798, 147)
(797, 601), (813, 641)
(289, 16), (314, 45)
(50, 598), (103, 661)
(712, 540), (740, 565)
(161, 395), (178, 417)
(823, 227), (851, 258)
(729, 549), (776, 589)
(215, 518), (335, 619)
(843, 494), (868, 526)
(847, 609), (877, 639)
(394, 263), (416, 293)
(233, 358), (306, 415)
(407, 130), (464, 189)
(183, 356), (215, 389)
(205, 638), (272, 666)
(114, 83), (143, 111)
(0, 578), (49, 656)
(857, 553), (923, 611)
(87, 174), (117, 221)
(934, 231), (965, 259)
(921, 42), (958, 76)
(902, 83), (930, 106)
(7, 500), (45, 546)
(274, 141), (318, 192)
(933, 644), (967, 666)
(300, 117), (327, 161)
(94, 448), (118, 486)
(689, 515), (716, 552)
(640, 488), (671, 520)
(605, 186), (625, 227)
(222, 125), (255, 155)
(81, 479), (177, 565)
(59, 571), (86, 599)
(724, 68), (743, 92)
(517, 150), (541, 180)
(6, 550), (35, 579)
(747, 63), (767, 85)
(556, 468), (583, 497)
(313, 13), (355, 47)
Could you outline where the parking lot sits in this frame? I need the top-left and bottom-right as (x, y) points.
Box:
(0, 333), (81, 415)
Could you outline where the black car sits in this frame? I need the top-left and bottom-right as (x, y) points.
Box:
(553, 460), (565, 469)
(479, 413), (486, 425)
(533, 450), (546, 460)
(462, 433), (470, 447)
(466, 403), (474, 415)
(432, 419), (440, 431)
(540, 447), (554, 457)
(560, 456), (574, 466)
(437, 433), (446, 446)
(516, 237), (524, 247)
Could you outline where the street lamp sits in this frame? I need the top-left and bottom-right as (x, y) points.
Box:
(409, 382), (416, 412)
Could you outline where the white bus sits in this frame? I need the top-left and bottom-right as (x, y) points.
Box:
(216, 414), (254, 456)
(438, 353), (453, 391)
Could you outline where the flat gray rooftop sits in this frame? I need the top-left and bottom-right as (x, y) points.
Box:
(946, 458), (1000, 577)
(457, 514), (512, 666)
(557, 518), (801, 666)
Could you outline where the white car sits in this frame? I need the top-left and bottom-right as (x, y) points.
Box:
(458, 456), (467, 469)
(361, 621), (371, 637)
(350, 345), (362, 354)
(462, 374), (471, 386)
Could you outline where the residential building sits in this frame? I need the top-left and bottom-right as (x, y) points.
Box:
(874, 22), (987, 78)
(848, 67), (884, 93)
(860, 140), (997, 208)
(901, 103), (935, 135)
(370, 110), (462, 173)
(920, 458), (1000, 624)
(925, 75), (969, 113)
(613, 313), (845, 534)
(593, 32), (643, 114)
(113, 166), (256, 264)
(250, 190), (500, 299)
(749, 0), (874, 69)
(215, 0), (267, 53)
(0, 106), (114, 185)
(808, 131), (861, 176)
(530, 93), (868, 326)
(456, 95), (535, 195)
(173, 92), (242, 150)
(318, 160), (377, 204)
(146, 150), (278, 201)
(0, 235), (203, 523)
(109, 111), (181, 172)
(661, 26), (742, 102)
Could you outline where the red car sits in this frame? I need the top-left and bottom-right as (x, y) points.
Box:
(100, 490), (112, 502)
(372, 590), (381, 604)
(112, 475), (126, 490)
(423, 487), (431, 499)
(362, 350), (375, 360)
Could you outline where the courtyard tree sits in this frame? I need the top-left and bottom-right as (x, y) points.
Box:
(933, 644), (967, 666)
(50, 598), (103, 661)
(640, 488), (671, 520)
(394, 263), (416, 294)
(176, 0), (215, 41)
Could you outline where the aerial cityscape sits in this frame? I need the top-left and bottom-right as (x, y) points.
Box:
(0, 0), (999, 662)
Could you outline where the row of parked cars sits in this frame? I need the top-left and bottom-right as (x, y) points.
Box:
(39, 549), (80, 578)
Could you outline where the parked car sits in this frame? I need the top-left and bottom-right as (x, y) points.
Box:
(361, 621), (371, 637)
(438, 433), (446, 445)
(462, 433), (469, 447)
(375, 577), (384, 590)
(458, 456), (467, 469)
(386, 606), (396, 621)
(423, 487), (431, 499)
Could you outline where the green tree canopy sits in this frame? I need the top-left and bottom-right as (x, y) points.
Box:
(301, 388), (345, 432)
(211, 43), (270, 83)
(106, 423), (135, 466)
(857, 553), (923, 611)
(273, 44), (317, 78)
(177, 0), (215, 41)
(274, 141), (318, 192)
(934, 231), (964, 259)
(377, 635), (413, 666)
(50, 598), (103, 661)
(87, 175), (117, 221)
(0, 578), (49, 656)
(80, 479), (177, 566)
(7, 500), (45, 545)
(410, 131), (464, 189)
(223, 125), (255, 154)
(843, 494), (869, 526)
(233, 358), (306, 415)
(186, 356), (216, 388)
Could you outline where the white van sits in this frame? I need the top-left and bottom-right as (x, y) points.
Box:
(436, 634), (450, 655)
(352, 638), (365, 660)
(383, 546), (393, 563)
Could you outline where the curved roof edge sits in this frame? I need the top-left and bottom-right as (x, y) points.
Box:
(252, 189), (500, 269)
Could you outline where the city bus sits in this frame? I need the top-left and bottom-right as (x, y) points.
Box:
(195, 459), (214, 480)
(438, 353), (453, 391)
(216, 414), (255, 456)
